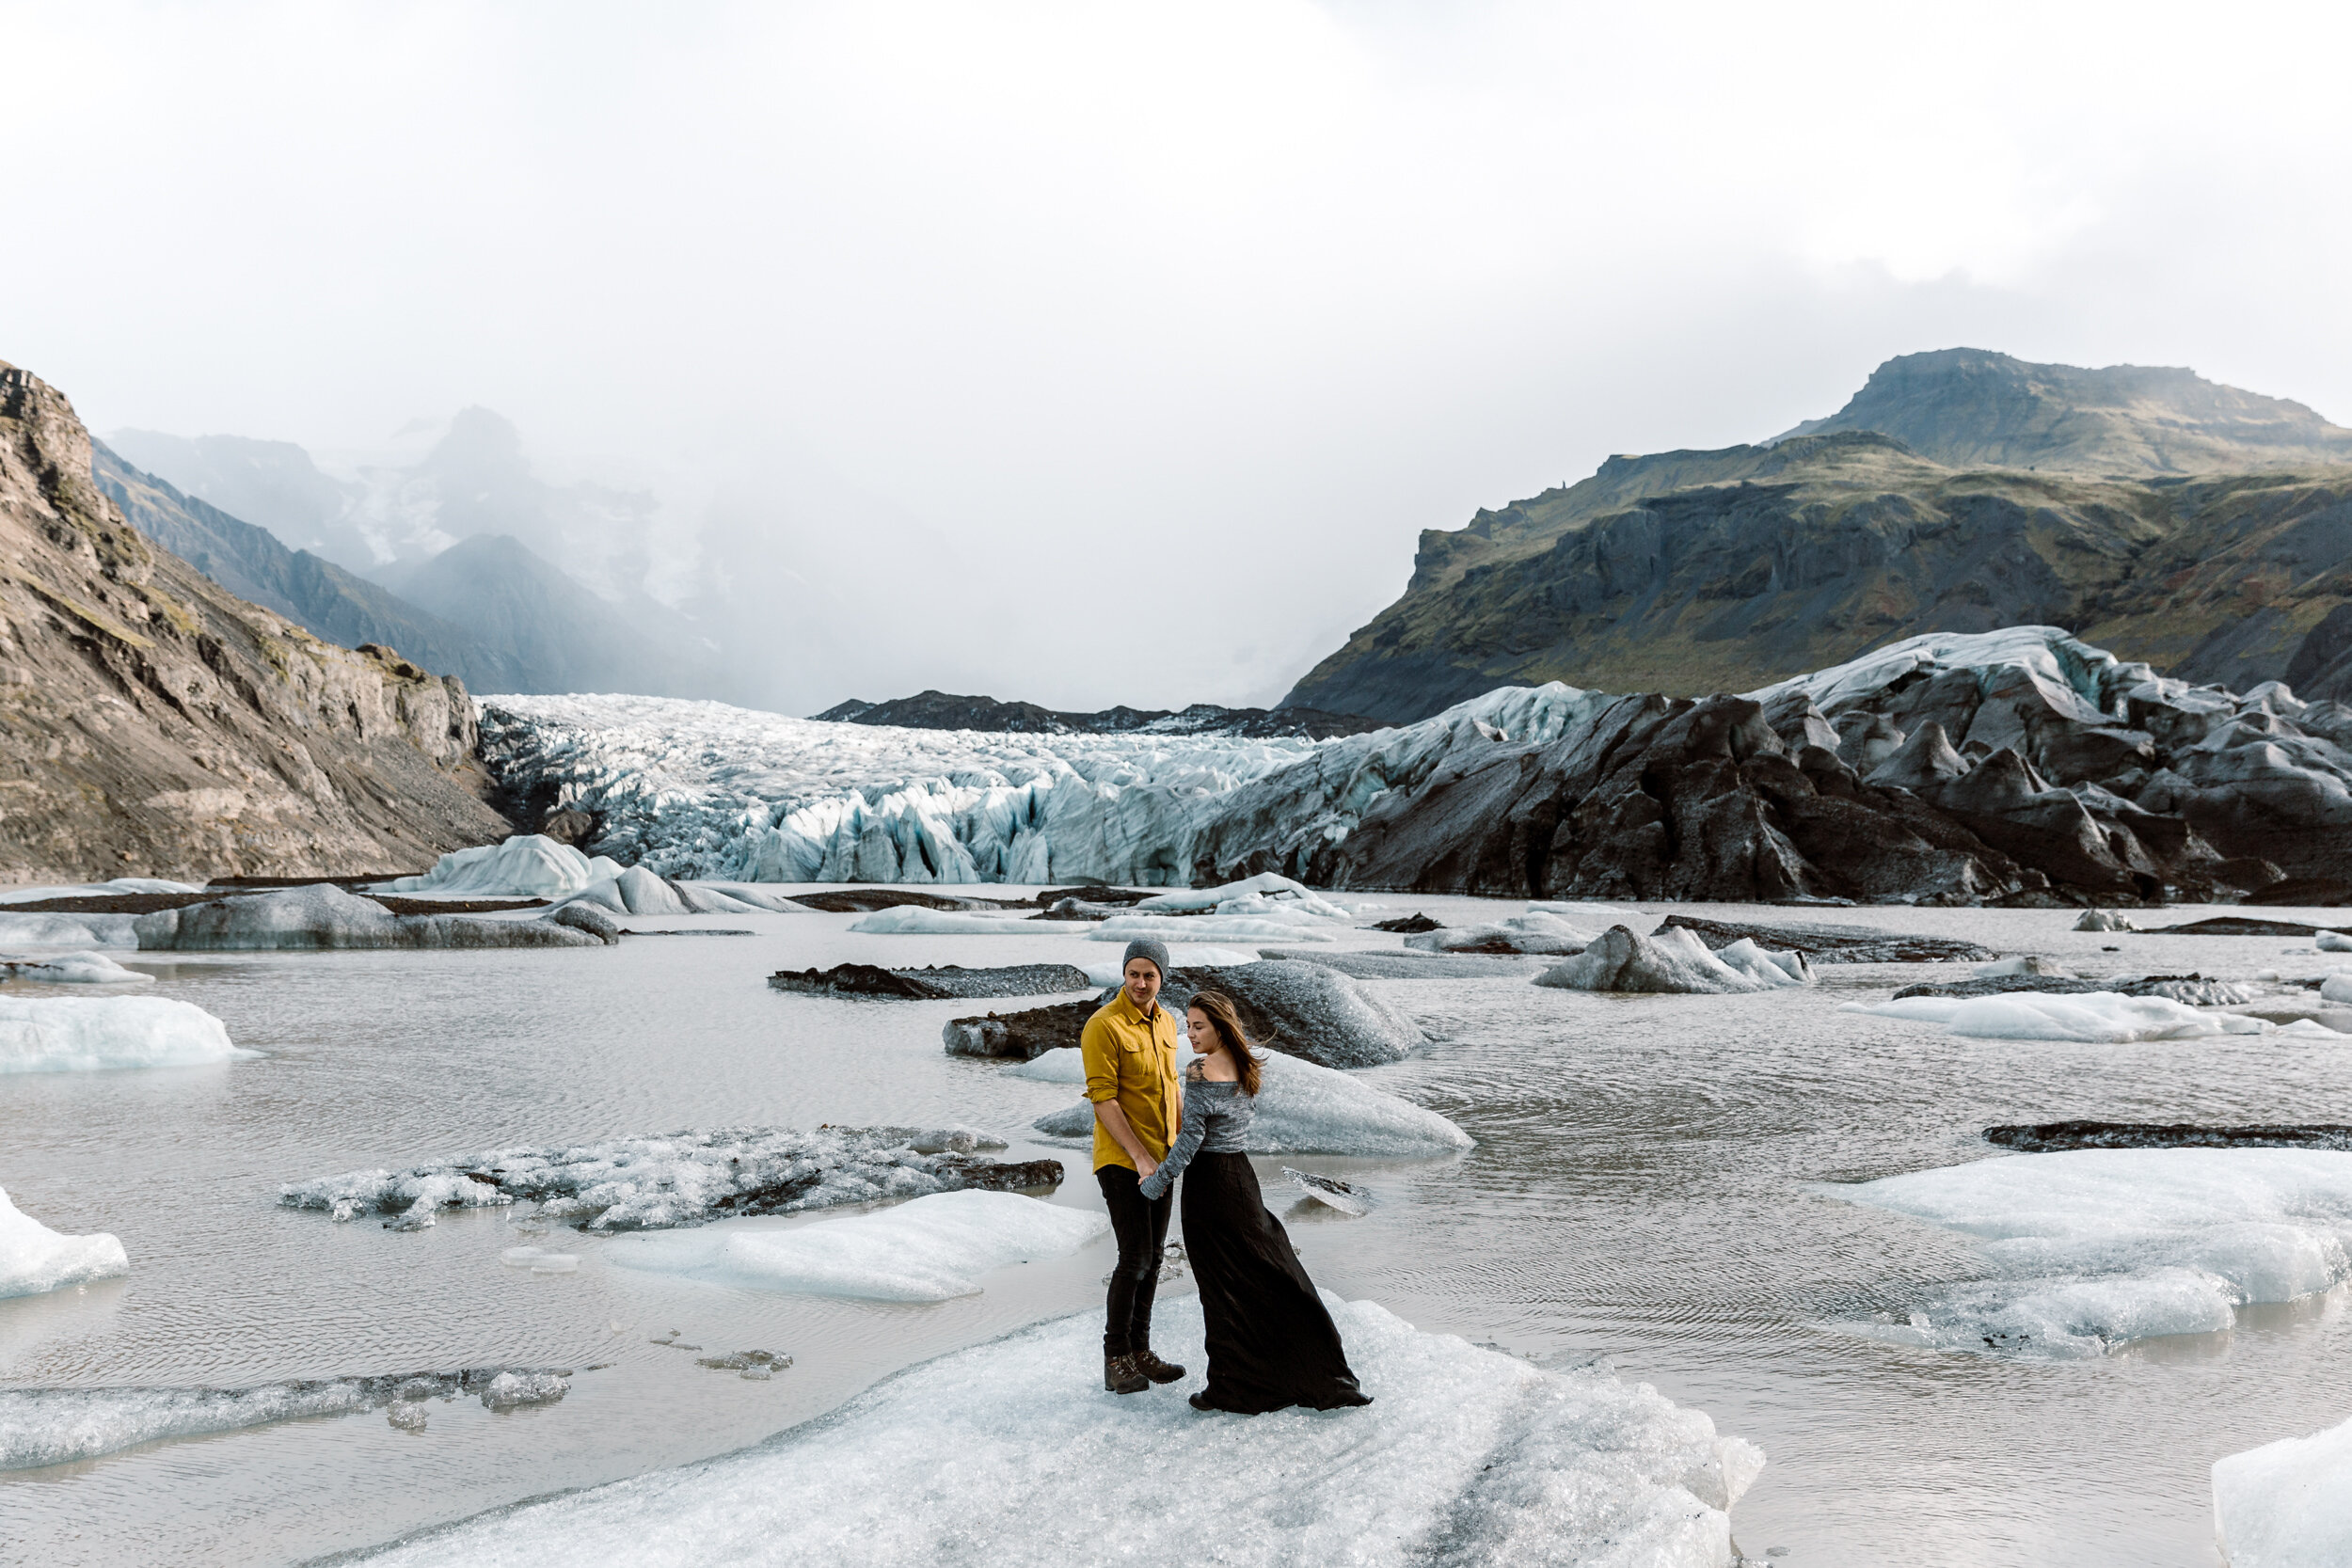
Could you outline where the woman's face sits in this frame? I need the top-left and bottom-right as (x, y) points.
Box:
(1185, 1007), (1217, 1055)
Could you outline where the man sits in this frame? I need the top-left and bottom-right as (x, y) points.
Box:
(1083, 937), (1187, 1396)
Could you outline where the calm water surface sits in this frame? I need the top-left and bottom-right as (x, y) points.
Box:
(3, 895), (2348, 1567)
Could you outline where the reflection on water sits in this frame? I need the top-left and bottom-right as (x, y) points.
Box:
(3, 897), (2349, 1566)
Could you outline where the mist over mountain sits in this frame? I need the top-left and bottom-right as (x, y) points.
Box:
(1289, 352), (2352, 723)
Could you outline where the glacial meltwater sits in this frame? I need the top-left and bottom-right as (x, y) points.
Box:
(4, 895), (2350, 1566)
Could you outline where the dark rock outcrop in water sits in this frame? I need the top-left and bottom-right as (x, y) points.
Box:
(772, 962), (1092, 1000)
(0, 361), (510, 880)
(2140, 916), (2351, 938)
(1284, 352), (2352, 722)
(1984, 1120), (2352, 1153)
(943, 962), (1422, 1069)
(1653, 916), (1996, 964)
(814, 689), (1387, 740)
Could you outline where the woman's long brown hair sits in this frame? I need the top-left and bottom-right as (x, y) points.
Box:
(1185, 990), (1263, 1095)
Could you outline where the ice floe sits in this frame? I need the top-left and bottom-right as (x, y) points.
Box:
(1534, 926), (1804, 994)
(1023, 1049), (1471, 1156)
(0, 1369), (570, 1470)
(353, 1293), (1760, 1568)
(0, 996), (248, 1072)
(0, 1186), (128, 1299)
(847, 906), (1062, 936)
(1405, 911), (1596, 955)
(2213, 1413), (2352, 1568)
(1285, 1167), (1375, 1216)
(1088, 912), (1340, 943)
(604, 1190), (1108, 1301)
(0, 911), (139, 948)
(0, 951), (151, 985)
(1128, 874), (1353, 920)
(2318, 930), (2352, 953)
(280, 1126), (1060, 1232)
(133, 885), (604, 951)
(383, 834), (624, 898)
(1834, 1148), (2352, 1357)
(1843, 991), (2272, 1042)
(0, 879), (203, 903)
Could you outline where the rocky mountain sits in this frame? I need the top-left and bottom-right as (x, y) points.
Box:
(813, 689), (1388, 739)
(92, 445), (525, 692)
(1287, 354), (2352, 723)
(111, 408), (723, 700)
(1776, 348), (2352, 474)
(0, 359), (510, 880)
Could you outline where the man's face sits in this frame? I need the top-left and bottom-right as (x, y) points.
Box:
(1122, 958), (1162, 1011)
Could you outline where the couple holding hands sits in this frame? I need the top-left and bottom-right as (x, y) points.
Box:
(1082, 937), (1371, 1414)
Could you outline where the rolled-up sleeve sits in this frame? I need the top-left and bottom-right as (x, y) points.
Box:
(1080, 1013), (1119, 1103)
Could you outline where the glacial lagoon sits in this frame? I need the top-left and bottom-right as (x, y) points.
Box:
(4, 895), (2351, 1565)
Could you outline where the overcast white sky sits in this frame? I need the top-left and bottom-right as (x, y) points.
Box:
(7, 1), (2349, 711)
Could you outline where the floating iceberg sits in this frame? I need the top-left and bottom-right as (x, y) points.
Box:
(1088, 912), (1339, 943)
(133, 885), (604, 952)
(1973, 955), (2072, 978)
(2075, 909), (2140, 933)
(847, 906), (1063, 936)
(353, 1294), (1760, 1568)
(0, 951), (151, 985)
(0, 996), (248, 1073)
(1533, 926), (1792, 994)
(2213, 1413), (2352, 1568)
(1405, 911), (1596, 956)
(1843, 991), (2272, 1042)
(0, 1186), (128, 1299)
(1284, 1167), (1374, 1216)
(1023, 1049), (1471, 1157)
(281, 1126), (1059, 1232)
(0, 911), (139, 948)
(558, 870), (780, 917)
(1834, 1148), (2352, 1357)
(383, 834), (624, 898)
(604, 1190), (1108, 1301)
(1128, 874), (1352, 920)
(0, 1368), (569, 1470)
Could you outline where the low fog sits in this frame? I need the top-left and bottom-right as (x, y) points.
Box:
(7, 1), (2349, 714)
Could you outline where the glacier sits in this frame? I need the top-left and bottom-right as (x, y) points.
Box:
(602, 1190), (1108, 1301)
(471, 684), (1586, 887)
(0, 1185), (128, 1300)
(1832, 1148), (2352, 1357)
(350, 1293), (1761, 1568)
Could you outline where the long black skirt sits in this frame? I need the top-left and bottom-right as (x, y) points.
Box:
(1181, 1151), (1371, 1414)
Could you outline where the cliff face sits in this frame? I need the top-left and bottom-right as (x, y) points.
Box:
(1287, 358), (2352, 722)
(0, 361), (511, 880)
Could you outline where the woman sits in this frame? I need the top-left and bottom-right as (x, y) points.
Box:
(1136, 990), (1372, 1414)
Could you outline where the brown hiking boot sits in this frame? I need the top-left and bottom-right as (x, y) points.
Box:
(1104, 1353), (1148, 1395)
(1133, 1349), (1185, 1385)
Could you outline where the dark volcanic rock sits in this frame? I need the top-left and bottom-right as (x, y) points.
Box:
(813, 689), (1388, 740)
(941, 1000), (1099, 1059)
(1985, 1120), (2352, 1153)
(1653, 915), (1995, 963)
(1371, 913), (1442, 933)
(773, 962), (1092, 1000)
(1033, 885), (1154, 907)
(2245, 877), (2352, 907)
(2141, 916), (2350, 937)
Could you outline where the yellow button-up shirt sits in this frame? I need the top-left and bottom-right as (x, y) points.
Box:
(1080, 988), (1184, 1174)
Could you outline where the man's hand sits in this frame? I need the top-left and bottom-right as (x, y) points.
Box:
(1135, 1155), (1158, 1182)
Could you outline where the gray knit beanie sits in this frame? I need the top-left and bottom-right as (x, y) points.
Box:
(1121, 937), (1171, 982)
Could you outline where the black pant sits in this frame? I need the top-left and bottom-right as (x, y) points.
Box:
(1096, 1164), (1172, 1357)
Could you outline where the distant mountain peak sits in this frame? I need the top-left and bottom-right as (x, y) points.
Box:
(1774, 348), (2352, 474)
